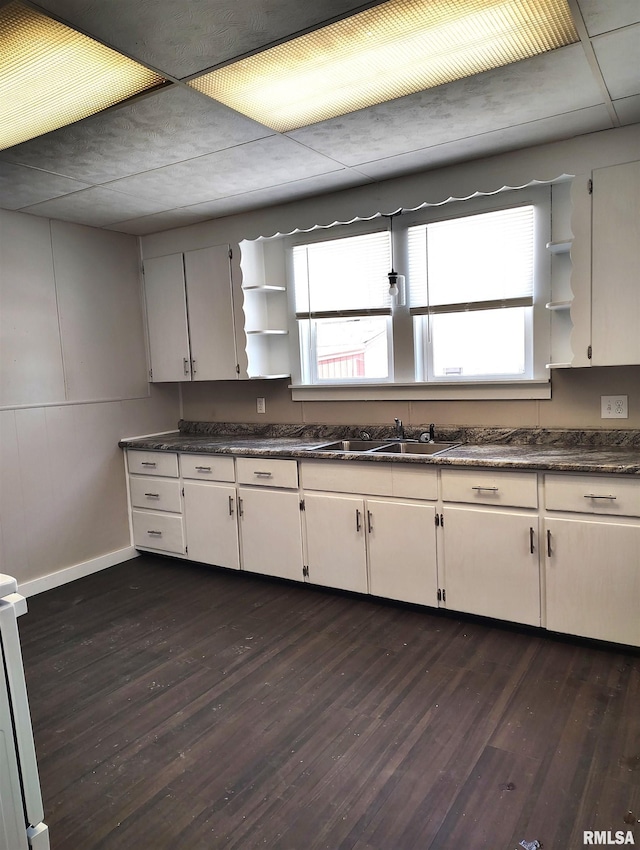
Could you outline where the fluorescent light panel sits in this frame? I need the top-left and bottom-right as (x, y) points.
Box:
(188, 0), (578, 132)
(0, 1), (165, 150)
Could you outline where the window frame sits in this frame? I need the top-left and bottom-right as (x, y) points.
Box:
(286, 186), (552, 399)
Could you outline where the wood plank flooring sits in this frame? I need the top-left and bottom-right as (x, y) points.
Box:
(18, 555), (640, 850)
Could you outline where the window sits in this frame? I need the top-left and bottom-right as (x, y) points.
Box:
(288, 187), (550, 394)
(292, 229), (393, 383)
(409, 204), (536, 381)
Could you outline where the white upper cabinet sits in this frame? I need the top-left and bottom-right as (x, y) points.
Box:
(590, 160), (640, 366)
(144, 244), (240, 382)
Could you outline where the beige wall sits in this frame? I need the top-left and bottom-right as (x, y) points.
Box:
(180, 365), (640, 430)
(0, 210), (180, 592)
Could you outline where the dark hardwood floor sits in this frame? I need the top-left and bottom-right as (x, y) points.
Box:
(18, 555), (640, 850)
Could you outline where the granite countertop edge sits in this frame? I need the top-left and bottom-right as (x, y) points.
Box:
(119, 423), (640, 476)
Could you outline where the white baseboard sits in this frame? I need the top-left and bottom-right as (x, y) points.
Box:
(18, 547), (139, 598)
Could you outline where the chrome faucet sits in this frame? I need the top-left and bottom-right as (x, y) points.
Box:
(394, 418), (405, 439)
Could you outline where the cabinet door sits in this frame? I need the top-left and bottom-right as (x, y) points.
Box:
(442, 507), (540, 626)
(184, 245), (239, 381)
(238, 487), (303, 582)
(367, 499), (438, 607)
(591, 160), (640, 366)
(183, 481), (240, 570)
(144, 253), (191, 382)
(304, 493), (368, 593)
(545, 517), (640, 646)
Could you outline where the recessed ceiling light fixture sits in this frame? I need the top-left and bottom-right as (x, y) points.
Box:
(188, 0), (578, 132)
(0, 0), (165, 150)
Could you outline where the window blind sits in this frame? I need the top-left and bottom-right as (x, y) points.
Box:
(293, 230), (392, 316)
(408, 205), (535, 313)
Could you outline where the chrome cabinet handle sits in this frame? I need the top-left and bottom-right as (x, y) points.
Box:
(238, 497), (243, 517)
(356, 509), (361, 532)
(147, 530), (162, 536)
(529, 527), (535, 554)
(254, 471), (273, 478)
(367, 510), (373, 534)
(144, 492), (160, 498)
(141, 461), (157, 467)
(195, 466), (211, 472)
(584, 493), (617, 500)
(228, 495), (234, 516)
(183, 357), (190, 376)
(471, 485), (499, 492)
(547, 529), (552, 557)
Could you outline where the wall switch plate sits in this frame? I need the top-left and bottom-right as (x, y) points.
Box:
(601, 395), (628, 418)
(256, 397), (266, 414)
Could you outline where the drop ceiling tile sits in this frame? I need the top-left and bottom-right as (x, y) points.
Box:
(33, 0), (377, 78)
(592, 24), (640, 100)
(101, 136), (345, 207)
(287, 46), (605, 167)
(613, 95), (640, 126)
(105, 208), (215, 236)
(355, 106), (614, 180)
(0, 86), (272, 184)
(0, 161), (90, 210)
(19, 186), (176, 227)
(576, 0), (640, 36)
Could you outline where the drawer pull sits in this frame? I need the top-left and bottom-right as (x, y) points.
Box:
(141, 461), (157, 467)
(356, 509), (362, 532)
(529, 527), (535, 554)
(144, 492), (160, 498)
(228, 495), (234, 516)
(254, 471), (273, 478)
(584, 493), (617, 500)
(147, 530), (162, 536)
(471, 485), (499, 492)
(195, 466), (212, 472)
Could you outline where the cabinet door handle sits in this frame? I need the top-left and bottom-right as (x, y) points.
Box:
(147, 530), (162, 536)
(238, 497), (243, 517)
(529, 527), (535, 554)
(144, 492), (160, 498)
(183, 357), (190, 376)
(254, 471), (273, 478)
(228, 495), (234, 516)
(356, 509), (361, 532)
(191, 358), (197, 375)
(583, 493), (617, 500)
(547, 529), (552, 557)
(367, 510), (373, 534)
(140, 461), (157, 467)
(471, 485), (499, 492)
(195, 466), (211, 472)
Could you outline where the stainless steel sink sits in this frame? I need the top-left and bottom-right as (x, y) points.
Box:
(371, 441), (459, 455)
(310, 439), (395, 452)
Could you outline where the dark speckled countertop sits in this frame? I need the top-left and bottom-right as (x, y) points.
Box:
(119, 423), (640, 475)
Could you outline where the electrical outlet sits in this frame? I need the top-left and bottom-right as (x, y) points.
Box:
(601, 395), (628, 419)
(256, 397), (266, 414)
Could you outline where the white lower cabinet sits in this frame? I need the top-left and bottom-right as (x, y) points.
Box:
(183, 481), (240, 570)
(544, 516), (640, 646)
(441, 507), (540, 626)
(303, 493), (369, 593)
(238, 486), (304, 582)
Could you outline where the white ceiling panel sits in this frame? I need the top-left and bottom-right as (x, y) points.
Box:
(592, 24), (640, 101)
(20, 185), (178, 227)
(287, 46), (606, 168)
(0, 161), (90, 209)
(613, 95), (640, 126)
(576, 0), (640, 36)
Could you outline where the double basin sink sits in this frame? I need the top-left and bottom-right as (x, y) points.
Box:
(309, 439), (459, 456)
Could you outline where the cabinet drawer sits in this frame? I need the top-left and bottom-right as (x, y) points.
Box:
(300, 460), (437, 500)
(442, 468), (538, 508)
(132, 510), (185, 553)
(127, 450), (178, 478)
(236, 457), (298, 489)
(545, 474), (640, 517)
(130, 476), (182, 513)
(180, 453), (235, 482)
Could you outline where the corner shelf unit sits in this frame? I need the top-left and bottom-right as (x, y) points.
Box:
(239, 240), (291, 379)
(545, 236), (574, 369)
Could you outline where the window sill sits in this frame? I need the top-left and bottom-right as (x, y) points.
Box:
(290, 380), (551, 402)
